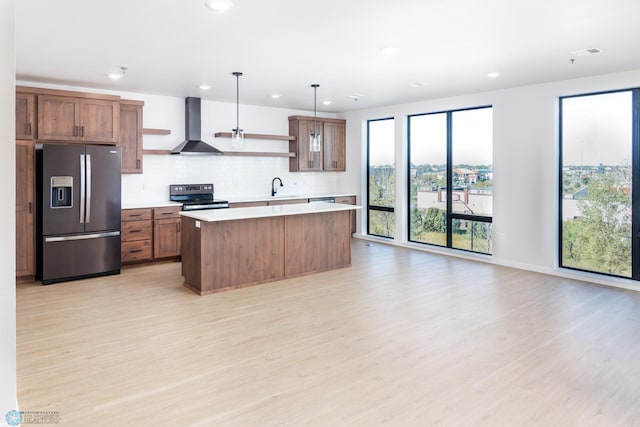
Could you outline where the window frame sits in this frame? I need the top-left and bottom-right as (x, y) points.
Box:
(558, 88), (640, 280)
(366, 117), (395, 239)
(407, 105), (493, 254)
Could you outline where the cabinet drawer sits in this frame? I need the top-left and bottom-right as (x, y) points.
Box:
(121, 208), (152, 221)
(154, 206), (182, 219)
(122, 240), (152, 262)
(122, 220), (152, 241)
(334, 196), (356, 205)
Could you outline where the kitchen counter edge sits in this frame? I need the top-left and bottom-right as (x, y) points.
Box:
(121, 193), (356, 210)
(180, 202), (362, 222)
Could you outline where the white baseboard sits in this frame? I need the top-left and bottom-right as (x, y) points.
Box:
(353, 234), (640, 293)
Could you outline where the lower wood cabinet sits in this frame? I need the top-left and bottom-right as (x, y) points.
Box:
(121, 208), (153, 262)
(121, 206), (182, 263)
(153, 207), (181, 259)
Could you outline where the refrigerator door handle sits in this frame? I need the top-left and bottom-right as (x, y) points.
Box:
(45, 231), (121, 243)
(79, 154), (86, 224)
(86, 154), (92, 223)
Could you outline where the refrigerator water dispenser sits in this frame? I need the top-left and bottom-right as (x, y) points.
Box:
(50, 176), (73, 208)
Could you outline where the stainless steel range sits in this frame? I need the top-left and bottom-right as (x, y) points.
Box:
(169, 184), (229, 210)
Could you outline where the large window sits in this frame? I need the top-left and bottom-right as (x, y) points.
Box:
(408, 106), (493, 254)
(367, 118), (395, 238)
(560, 90), (638, 279)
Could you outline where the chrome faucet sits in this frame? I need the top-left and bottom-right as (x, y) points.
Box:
(271, 177), (283, 197)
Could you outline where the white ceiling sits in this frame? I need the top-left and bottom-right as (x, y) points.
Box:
(15, 0), (640, 113)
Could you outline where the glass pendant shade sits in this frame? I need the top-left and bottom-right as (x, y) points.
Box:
(231, 128), (244, 150)
(309, 132), (321, 152)
(232, 72), (244, 151)
(309, 83), (321, 153)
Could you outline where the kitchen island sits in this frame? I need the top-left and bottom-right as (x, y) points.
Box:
(180, 202), (361, 295)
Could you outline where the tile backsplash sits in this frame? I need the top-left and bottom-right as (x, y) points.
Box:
(121, 154), (338, 203)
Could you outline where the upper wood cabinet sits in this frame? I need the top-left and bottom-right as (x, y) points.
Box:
(120, 100), (144, 174)
(323, 120), (346, 171)
(16, 140), (35, 278)
(16, 92), (36, 140)
(37, 94), (120, 144)
(288, 116), (346, 172)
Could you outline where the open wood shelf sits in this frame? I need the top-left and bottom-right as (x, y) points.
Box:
(214, 132), (296, 141)
(143, 128), (171, 135)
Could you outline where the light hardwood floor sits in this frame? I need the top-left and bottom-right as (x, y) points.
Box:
(16, 240), (640, 426)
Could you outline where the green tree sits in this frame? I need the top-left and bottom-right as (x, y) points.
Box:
(423, 207), (446, 233)
(568, 173), (631, 275)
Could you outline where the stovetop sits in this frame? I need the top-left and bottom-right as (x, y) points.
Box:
(169, 184), (229, 210)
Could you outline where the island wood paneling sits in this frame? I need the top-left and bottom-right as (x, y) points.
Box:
(181, 209), (353, 295)
(285, 210), (351, 276)
(182, 216), (285, 295)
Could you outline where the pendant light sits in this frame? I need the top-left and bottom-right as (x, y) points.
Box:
(309, 84), (321, 152)
(231, 71), (244, 150)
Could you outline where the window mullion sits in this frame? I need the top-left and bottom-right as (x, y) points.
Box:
(446, 111), (453, 248)
(632, 89), (640, 280)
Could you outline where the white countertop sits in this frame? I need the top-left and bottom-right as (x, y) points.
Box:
(180, 201), (361, 222)
(122, 193), (356, 209)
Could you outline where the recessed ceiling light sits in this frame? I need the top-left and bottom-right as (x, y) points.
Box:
(199, 84), (211, 90)
(108, 66), (127, 80)
(271, 93), (281, 99)
(380, 47), (399, 55)
(487, 72), (500, 78)
(322, 100), (332, 105)
(204, 0), (234, 12)
(409, 82), (425, 88)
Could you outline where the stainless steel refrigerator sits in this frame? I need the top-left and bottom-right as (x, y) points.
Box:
(36, 143), (121, 284)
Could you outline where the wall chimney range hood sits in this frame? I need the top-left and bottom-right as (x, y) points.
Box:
(171, 97), (223, 155)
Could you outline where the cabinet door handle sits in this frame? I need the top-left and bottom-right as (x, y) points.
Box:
(81, 126), (85, 137)
(137, 159), (141, 169)
(129, 249), (143, 253)
(129, 213), (141, 217)
(161, 212), (173, 215)
(177, 222), (181, 232)
(28, 202), (32, 214)
(130, 229), (142, 233)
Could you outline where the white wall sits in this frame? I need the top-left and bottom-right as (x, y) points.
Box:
(339, 69), (640, 288)
(122, 95), (340, 202)
(15, 83), (343, 203)
(1, 0), (18, 424)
